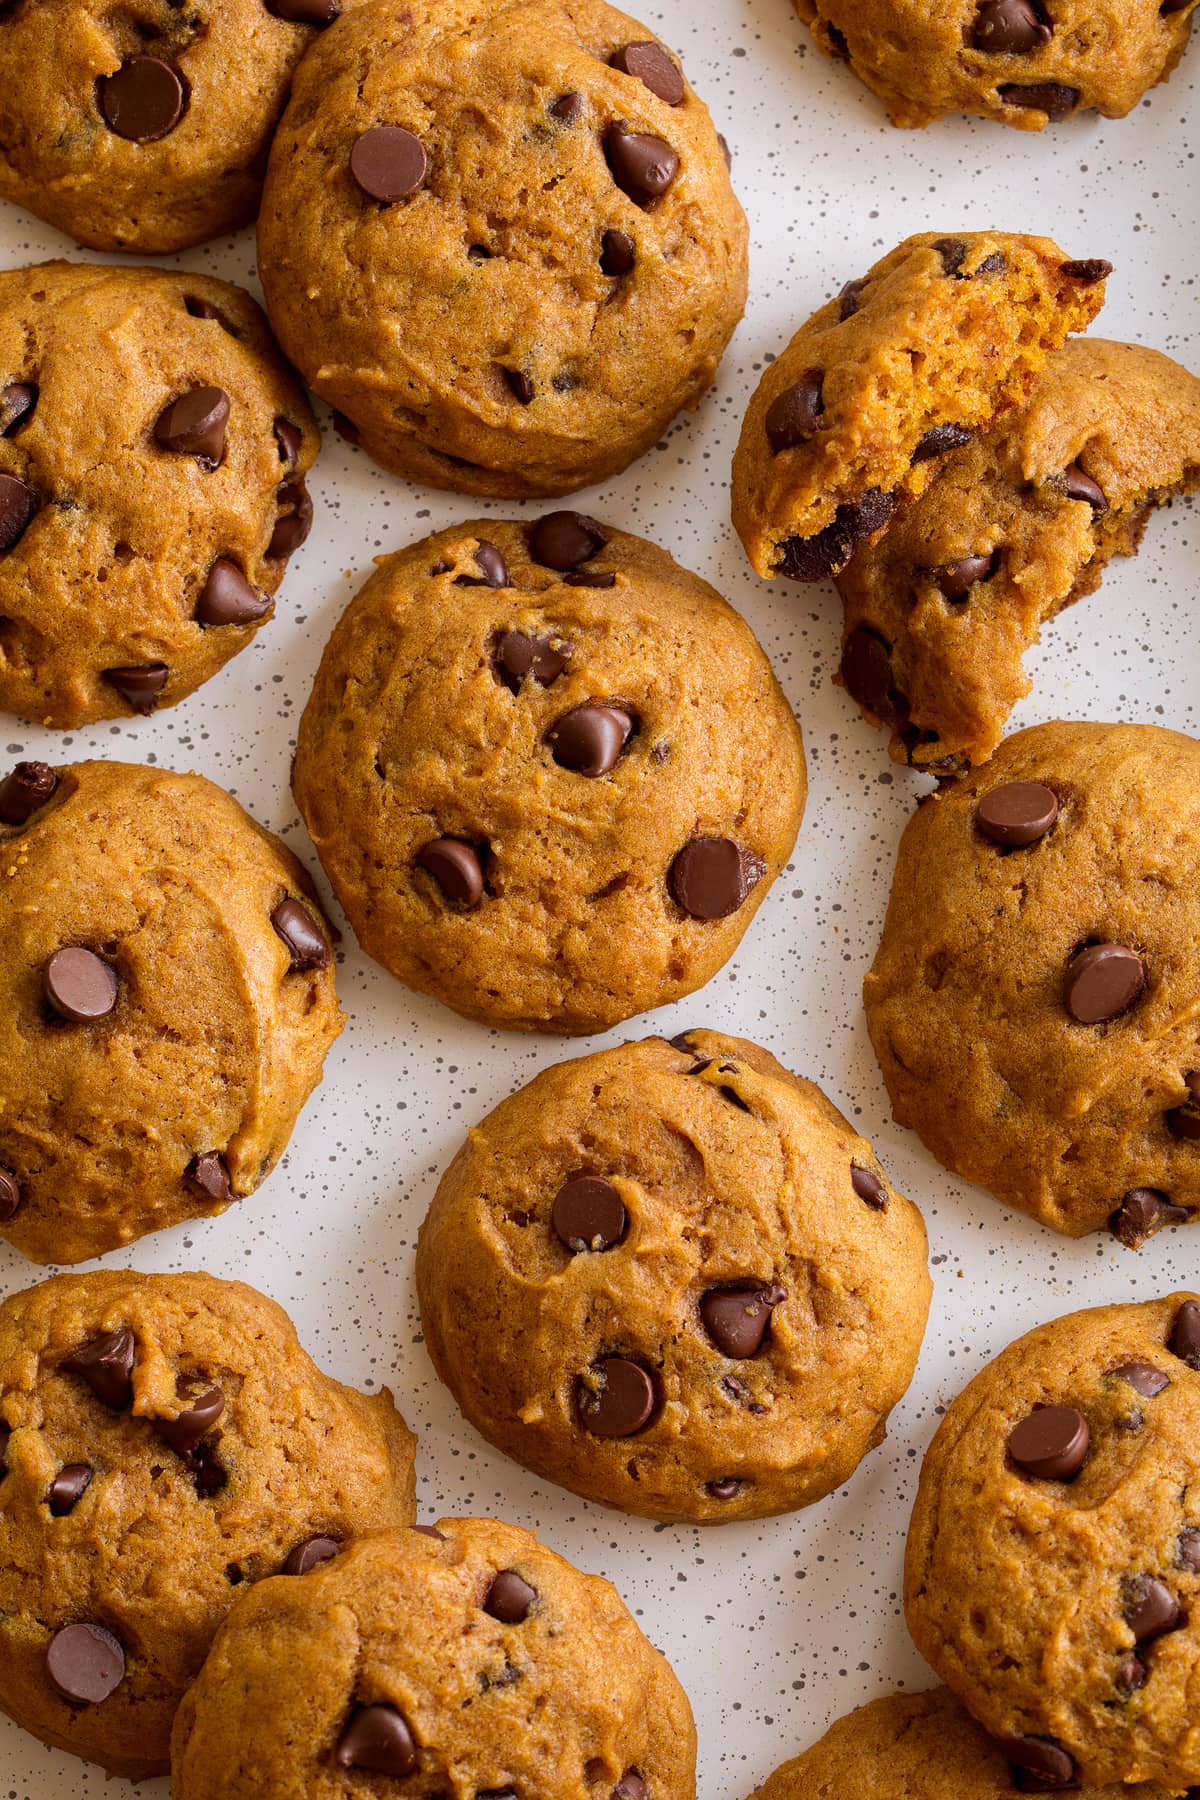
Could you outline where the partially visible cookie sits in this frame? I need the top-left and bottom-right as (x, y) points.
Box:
(293, 519), (805, 1034)
(836, 338), (1200, 771)
(905, 1295), (1200, 1792)
(258, 0), (747, 497)
(416, 1031), (930, 1521)
(171, 1523), (697, 1800)
(0, 758), (343, 1264)
(0, 0), (361, 252)
(796, 0), (1198, 132)
(0, 261), (319, 728)
(864, 721), (1200, 1244)
(0, 1270), (416, 1779)
(731, 233), (1107, 584)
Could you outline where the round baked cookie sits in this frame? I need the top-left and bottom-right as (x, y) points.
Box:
(0, 758), (343, 1265)
(257, 0), (747, 497)
(293, 519), (805, 1034)
(0, 1270), (416, 1780)
(796, 0), (1198, 132)
(731, 233), (1108, 585)
(904, 1293), (1200, 1792)
(0, 260), (319, 729)
(0, 0), (366, 252)
(171, 1522), (696, 1800)
(864, 721), (1200, 1246)
(835, 338), (1200, 772)
(745, 1687), (1169, 1799)
(416, 1030), (930, 1522)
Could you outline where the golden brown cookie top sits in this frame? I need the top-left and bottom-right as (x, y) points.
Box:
(0, 1270), (416, 1780)
(905, 1294), (1200, 1791)
(171, 1522), (697, 1800)
(293, 519), (805, 1034)
(416, 1031), (930, 1521)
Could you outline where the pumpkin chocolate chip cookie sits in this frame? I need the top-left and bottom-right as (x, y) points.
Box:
(0, 758), (343, 1265)
(905, 1295), (1200, 1792)
(416, 1031), (930, 1522)
(0, 1270), (415, 1779)
(731, 233), (1107, 585)
(293, 519), (805, 1035)
(835, 338), (1200, 771)
(257, 0), (747, 497)
(0, 261), (318, 729)
(865, 721), (1200, 1245)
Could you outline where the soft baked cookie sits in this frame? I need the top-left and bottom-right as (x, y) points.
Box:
(865, 722), (1200, 1245)
(731, 233), (1108, 584)
(796, 0), (1198, 132)
(257, 0), (747, 497)
(0, 261), (319, 728)
(416, 1031), (930, 1522)
(171, 1522), (696, 1800)
(0, 0), (363, 252)
(0, 1270), (416, 1779)
(905, 1294), (1200, 1791)
(0, 758), (343, 1264)
(745, 1687), (1170, 1798)
(293, 519), (805, 1034)
(836, 338), (1200, 771)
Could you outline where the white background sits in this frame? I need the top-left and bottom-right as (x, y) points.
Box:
(2, 2), (1199, 1794)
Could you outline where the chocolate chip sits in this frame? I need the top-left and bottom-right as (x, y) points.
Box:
(189, 1440), (227, 1497)
(336, 1705), (418, 1775)
(1063, 463), (1107, 511)
(577, 1357), (657, 1437)
(48, 1463), (94, 1516)
(284, 1534), (341, 1574)
(271, 898), (330, 972)
(610, 42), (685, 106)
(777, 520), (854, 582)
(156, 1385), (225, 1457)
(1061, 258), (1113, 284)
(1168, 1070), (1200, 1140)
(483, 1570), (537, 1623)
(1168, 1299), (1200, 1368)
(502, 368), (533, 405)
(99, 56), (186, 140)
(549, 91), (583, 121)
(995, 1736), (1076, 1789)
(668, 837), (764, 920)
(840, 626), (895, 718)
(101, 664), (168, 712)
(0, 382), (36, 435)
(850, 489), (897, 536)
(601, 229), (635, 275)
(529, 511), (608, 570)
(350, 127), (428, 201)
(184, 296), (227, 324)
(417, 838), (485, 906)
(274, 417), (303, 467)
(187, 1151), (232, 1204)
(912, 423), (972, 463)
(547, 703), (633, 777)
(0, 1165), (19, 1222)
(154, 387), (229, 463)
(1008, 1405), (1089, 1479)
(63, 1329), (135, 1411)
(1113, 1361), (1170, 1397)
(44, 947), (118, 1023)
(700, 1285), (784, 1358)
(0, 471), (36, 551)
(765, 373), (824, 454)
(1109, 1189), (1188, 1248)
(1065, 944), (1146, 1025)
(704, 1479), (742, 1501)
(493, 631), (567, 691)
(974, 251), (1009, 277)
(265, 0), (340, 20)
(998, 82), (1079, 119)
(1178, 1527), (1200, 1571)
(1124, 1573), (1183, 1643)
(971, 0), (1052, 52)
(1117, 1650), (1147, 1691)
(976, 781), (1059, 847)
(267, 482), (314, 560)
(552, 1175), (626, 1251)
(456, 541), (509, 588)
(196, 559), (270, 627)
(603, 125), (679, 206)
(564, 570), (616, 588)
(934, 238), (967, 276)
(851, 1164), (888, 1209)
(837, 278), (866, 319)
(932, 551), (998, 600)
(0, 760), (57, 825)
(46, 1623), (125, 1705)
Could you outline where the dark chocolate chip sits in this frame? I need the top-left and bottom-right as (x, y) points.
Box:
(154, 386), (229, 463)
(1109, 1189), (1188, 1249)
(189, 1440), (227, 1497)
(974, 251), (1008, 277)
(1123, 1573), (1183, 1643)
(546, 703), (633, 777)
(700, 1285), (785, 1358)
(335, 1704), (418, 1776)
(1065, 944), (1146, 1025)
(668, 837), (765, 920)
(552, 1175), (626, 1252)
(932, 551), (998, 600)
(265, 0), (340, 20)
(417, 838), (485, 906)
(529, 511), (608, 570)
(0, 471), (36, 551)
(44, 947), (118, 1023)
(63, 1329), (135, 1411)
(350, 126), (428, 201)
(267, 482), (314, 559)
(483, 1570), (537, 1623)
(563, 570), (616, 588)
(840, 626), (895, 718)
(577, 1357), (657, 1437)
(603, 125), (679, 205)
(601, 229), (636, 276)
(704, 1479), (742, 1501)
(196, 559), (270, 627)
(1008, 1405), (1089, 1479)
(1168, 1299), (1200, 1368)
(849, 489), (897, 536)
(549, 91), (583, 121)
(0, 760), (57, 825)
(99, 56), (186, 141)
(0, 1165), (19, 1222)
(46, 1623), (125, 1705)
(187, 1151), (232, 1205)
(998, 81), (1080, 118)
(912, 423), (973, 463)
(156, 1385), (225, 1457)
(493, 631), (567, 691)
(0, 382), (36, 435)
(971, 0), (1052, 53)
(101, 664), (168, 712)
(851, 1164), (888, 1209)
(934, 238), (967, 276)
(765, 372), (824, 454)
(456, 541), (509, 588)
(837, 278), (866, 319)
(1178, 1527), (1200, 1571)
(1168, 1070), (1200, 1141)
(1117, 1651), (1147, 1692)
(995, 1736), (1076, 1789)
(610, 42), (685, 105)
(1061, 258), (1113, 285)
(502, 368), (533, 405)
(777, 519), (854, 582)
(1113, 1361), (1170, 1398)
(1063, 463), (1107, 511)
(976, 781), (1059, 847)
(284, 1534), (341, 1574)
(271, 898), (330, 972)
(274, 417), (303, 466)
(48, 1463), (93, 1516)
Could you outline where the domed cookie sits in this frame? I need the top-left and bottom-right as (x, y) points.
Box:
(0, 758), (343, 1264)
(416, 1031), (930, 1521)
(905, 1294), (1200, 1791)
(0, 1269), (416, 1779)
(292, 520), (805, 1034)
(0, 0), (364, 252)
(835, 339), (1200, 772)
(864, 721), (1200, 1245)
(745, 1687), (1169, 1799)
(795, 0), (1198, 132)
(0, 261), (319, 729)
(257, 0), (747, 496)
(731, 233), (1107, 585)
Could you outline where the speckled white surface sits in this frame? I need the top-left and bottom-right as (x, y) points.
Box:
(1, 3), (1199, 1795)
